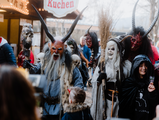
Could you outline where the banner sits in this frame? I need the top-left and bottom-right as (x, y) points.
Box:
(0, 0), (29, 15)
(0, 14), (4, 22)
(44, 0), (79, 18)
(20, 18), (32, 26)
